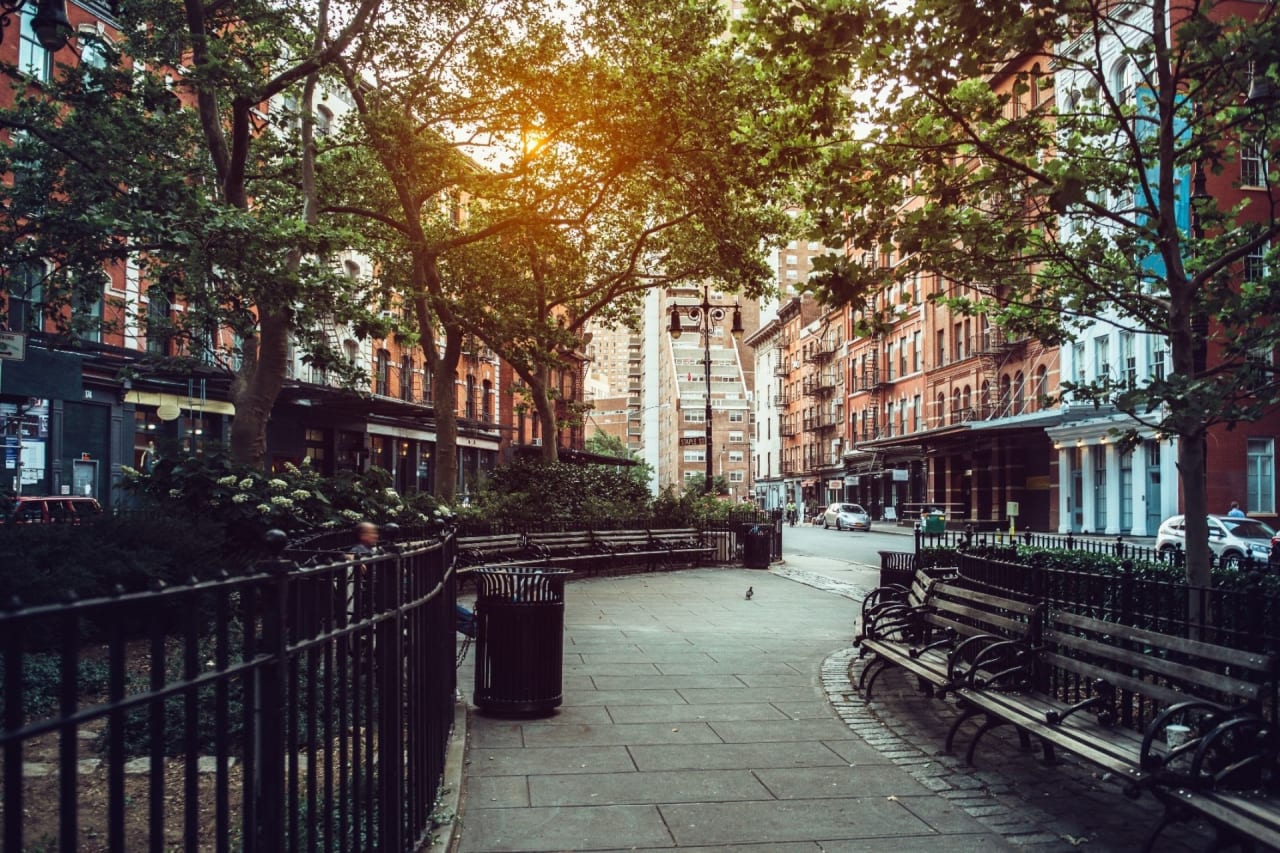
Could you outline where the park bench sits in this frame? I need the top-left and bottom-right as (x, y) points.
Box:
(646, 528), (714, 568)
(853, 576), (1044, 708)
(456, 533), (542, 568)
(526, 530), (601, 568)
(855, 571), (1280, 849)
(946, 607), (1280, 848)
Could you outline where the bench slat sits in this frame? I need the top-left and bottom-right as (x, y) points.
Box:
(1053, 611), (1276, 674)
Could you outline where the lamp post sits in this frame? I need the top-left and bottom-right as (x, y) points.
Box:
(668, 285), (743, 494)
(1, 0), (73, 51)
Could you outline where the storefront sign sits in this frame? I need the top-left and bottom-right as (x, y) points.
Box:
(892, 468), (909, 481)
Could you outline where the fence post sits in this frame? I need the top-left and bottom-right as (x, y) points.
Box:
(1114, 536), (1124, 559)
(1119, 559), (1135, 629)
(377, 526), (404, 853)
(914, 524), (922, 556)
(1065, 531), (1074, 550)
(251, 530), (293, 853)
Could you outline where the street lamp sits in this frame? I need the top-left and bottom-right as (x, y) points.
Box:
(668, 285), (743, 494)
(1, 0), (73, 51)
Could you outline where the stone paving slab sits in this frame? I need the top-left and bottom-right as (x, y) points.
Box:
(657, 797), (951, 846)
(456, 804), (671, 852)
(528, 768), (771, 806)
(520, 721), (723, 748)
(603, 702), (790, 724)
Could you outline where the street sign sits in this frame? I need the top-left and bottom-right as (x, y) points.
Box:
(0, 331), (26, 361)
(678, 436), (706, 446)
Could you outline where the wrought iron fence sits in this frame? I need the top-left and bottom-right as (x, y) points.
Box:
(1, 531), (459, 853)
(916, 526), (1173, 565)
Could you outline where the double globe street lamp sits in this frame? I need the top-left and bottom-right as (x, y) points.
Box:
(668, 285), (743, 494)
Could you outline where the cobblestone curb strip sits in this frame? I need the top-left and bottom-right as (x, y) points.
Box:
(822, 648), (1216, 851)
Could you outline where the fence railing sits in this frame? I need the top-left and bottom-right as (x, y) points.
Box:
(916, 526), (1174, 566)
(1, 530), (459, 853)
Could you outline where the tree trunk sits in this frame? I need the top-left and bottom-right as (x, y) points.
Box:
(228, 307), (290, 468)
(430, 328), (463, 503)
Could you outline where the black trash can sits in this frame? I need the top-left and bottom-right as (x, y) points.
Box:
(472, 566), (573, 716)
(743, 526), (771, 569)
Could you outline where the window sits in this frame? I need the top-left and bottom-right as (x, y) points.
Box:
(728, 450), (744, 462)
(375, 349), (390, 395)
(1094, 336), (1111, 380)
(1012, 372), (1025, 415)
(315, 104), (333, 137)
(1073, 342), (1086, 384)
(684, 450), (706, 462)
(912, 331), (921, 372)
(1033, 366), (1048, 408)
(1121, 332), (1136, 388)
(5, 262), (44, 332)
(1247, 438), (1275, 514)
(912, 395), (921, 432)
(1242, 143), (1268, 188)
(400, 356), (414, 401)
(74, 289), (102, 343)
(729, 471), (744, 483)
(18, 7), (53, 81)
(482, 379), (493, 422)
(935, 330), (945, 366)
(465, 374), (476, 419)
(728, 411), (745, 423)
(1150, 341), (1167, 382)
(1245, 245), (1266, 282)
(885, 341), (894, 380)
(899, 336), (907, 376)
(729, 431), (744, 443)
(684, 410), (705, 423)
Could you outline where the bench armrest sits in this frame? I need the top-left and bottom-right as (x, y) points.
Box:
(952, 637), (1034, 690)
(1046, 678), (1116, 726)
(908, 625), (957, 659)
(1190, 714), (1276, 791)
(1140, 699), (1235, 771)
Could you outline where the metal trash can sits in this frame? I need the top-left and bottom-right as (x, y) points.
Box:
(743, 526), (771, 569)
(472, 566), (572, 716)
(922, 511), (947, 534)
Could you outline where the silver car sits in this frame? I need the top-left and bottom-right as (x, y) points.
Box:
(822, 502), (872, 531)
(1155, 514), (1276, 569)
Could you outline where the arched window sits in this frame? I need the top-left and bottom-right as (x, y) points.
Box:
(999, 374), (1012, 414)
(980, 380), (992, 418)
(1012, 371), (1026, 415)
(935, 393), (945, 428)
(951, 389), (961, 424)
(961, 385), (972, 418)
(1033, 366), (1049, 410)
(482, 379), (493, 422)
(465, 374), (476, 419)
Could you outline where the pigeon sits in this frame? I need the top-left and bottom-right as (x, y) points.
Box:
(745, 586), (754, 600)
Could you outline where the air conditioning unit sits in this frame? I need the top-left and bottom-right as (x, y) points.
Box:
(530, 437), (542, 446)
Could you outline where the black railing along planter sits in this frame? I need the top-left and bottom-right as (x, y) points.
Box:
(1, 528), (459, 853)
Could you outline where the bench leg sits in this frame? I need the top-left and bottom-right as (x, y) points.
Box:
(1143, 797), (1186, 853)
(965, 714), (1011, 765)
(862, 659), (895, 699)
(1016, 726), (1032, 752)
(1038, 736), (1057, 766)
(945, 705), (983, 754)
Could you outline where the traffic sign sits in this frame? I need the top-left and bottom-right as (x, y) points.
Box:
(0, 331), (26, 361)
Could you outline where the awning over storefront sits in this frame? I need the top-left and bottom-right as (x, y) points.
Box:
(125, 390), (235, 416)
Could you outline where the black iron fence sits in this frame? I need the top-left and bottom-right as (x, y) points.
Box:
(916, 526), (1173, 566)
(1, 530), (459, 853)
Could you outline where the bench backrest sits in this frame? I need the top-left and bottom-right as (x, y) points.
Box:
(923, 581), (1043, 645)
(527, 531), (594, 549)
(591, 530), (653, 549)
(1042, 609), (1279, 712)
(649, 528), (703, 544)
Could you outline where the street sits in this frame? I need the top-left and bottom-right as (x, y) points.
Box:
(775, 518), (914, 594)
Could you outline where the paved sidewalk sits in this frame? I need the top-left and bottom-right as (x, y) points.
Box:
(451, 557), (1201, 852)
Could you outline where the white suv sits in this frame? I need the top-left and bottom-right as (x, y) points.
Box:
(1155, 514), (1275, 569)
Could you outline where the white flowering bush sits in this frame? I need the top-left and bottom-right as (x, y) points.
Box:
(118, 453), (456, 543)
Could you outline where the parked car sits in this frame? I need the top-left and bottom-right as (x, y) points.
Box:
(7, 495), (103, 525)
(822, 502), (872, 531)
(1155, 514), (1275, 569)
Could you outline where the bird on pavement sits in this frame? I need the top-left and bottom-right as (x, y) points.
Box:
(745, 586), (753, 600)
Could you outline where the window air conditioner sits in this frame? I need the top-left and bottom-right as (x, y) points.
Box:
(530, 437), (542, 446)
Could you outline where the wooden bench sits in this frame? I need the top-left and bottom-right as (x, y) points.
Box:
(854, 579), (1044, 711)
(946, 609), (1278, 772)
(526, 530), (601, 568)
(456, 533), (543, 568)
(646, 528), (714, 567)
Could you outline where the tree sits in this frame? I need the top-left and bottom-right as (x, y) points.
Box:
(331, 0), (786, 498)
(0, 0), (385, 468)
(585, 428), (653, 491)
(740, 0), (1280, 586)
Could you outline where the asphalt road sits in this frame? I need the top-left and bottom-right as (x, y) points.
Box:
(775, 519), (913, 594)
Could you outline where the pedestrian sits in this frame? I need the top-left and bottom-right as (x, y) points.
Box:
(1228, 501), (1246, 518)
(348, 521), (380, 559)
(785, 500), (797, 526)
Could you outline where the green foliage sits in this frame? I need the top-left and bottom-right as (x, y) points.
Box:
(0, 514), (241, 605)
(0, 653), (111, 720)
(584, 429), (654, 491)
(471, 458), (651, 527)
(119, 453), (455, 544)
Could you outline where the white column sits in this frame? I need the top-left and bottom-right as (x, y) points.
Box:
(1057, 446), (1073, 533)
(1104, 443), (1122, 535)
(1080, 444), (1096, 533)
(1128, 447), (1148, 536)
(1161, 436), (1180, 520)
